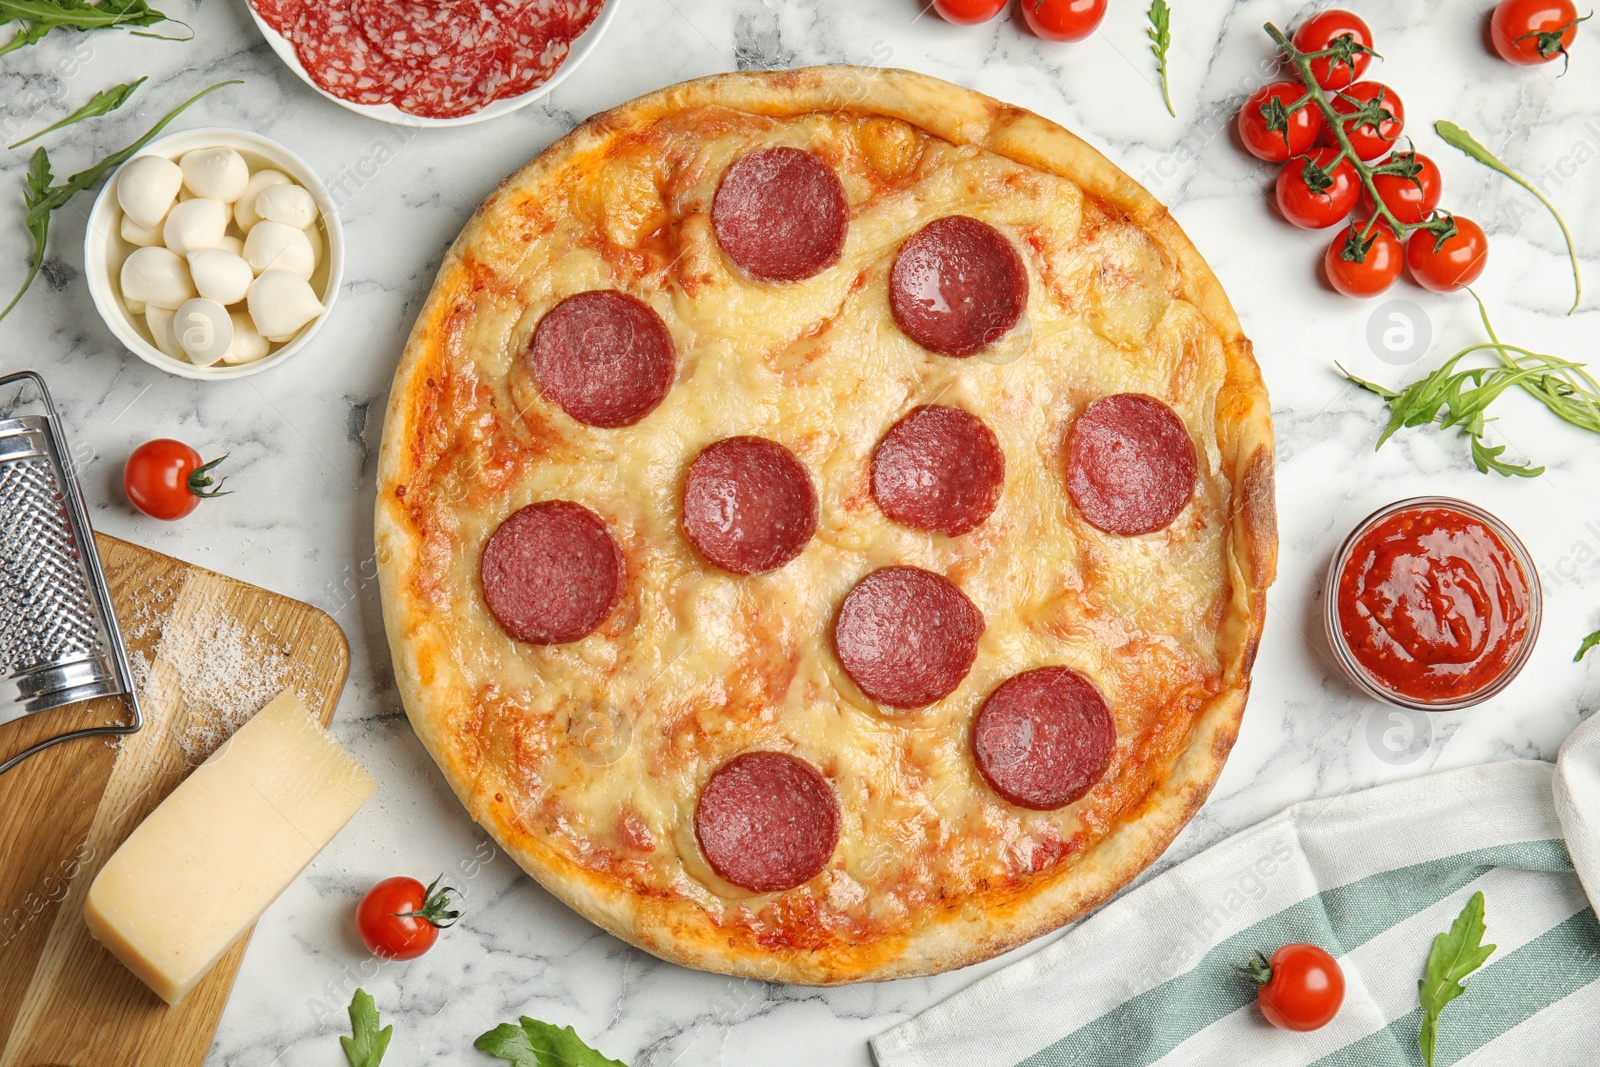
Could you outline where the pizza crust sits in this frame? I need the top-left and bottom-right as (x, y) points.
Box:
(376, 66), (1276, 984)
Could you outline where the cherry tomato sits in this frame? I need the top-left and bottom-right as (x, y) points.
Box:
(1238, 81), (1325, 163)
(1491, 0), (1587, 68)
(1325, 222), (1403, 298)
(1276, 148), (1360, 229)
(356, 876), (460, 961)
(1357, 152), (1443, 225)
(122, 439), (230, 521)
(1407, 216), (1490, 292)
(932, 0), (1006, 24)
(1325, 82), (1405, 161)
(1292, 10), (1376, 89)
(1018, 0), (1107, 42)
(1244, 944), (1346, 1031)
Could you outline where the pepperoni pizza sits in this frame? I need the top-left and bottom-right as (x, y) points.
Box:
(376, 68), (1277, 984)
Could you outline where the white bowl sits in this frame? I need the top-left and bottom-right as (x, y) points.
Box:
(245, 0), (619, 128)
(84, 126), (344, 381)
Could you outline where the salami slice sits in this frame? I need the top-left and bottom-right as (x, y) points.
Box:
(712, 147), (849, 283)
(1066, 393), (1197, 536)
(480, 501), (623, 645)
(682, 436), (817, 575)
(972, 667), (1115, 811)
(694, 751), (840, 893)
(871, 405), (1005, 536)
(889, 216), (1028, 358)
(834, 566), (984, 709)
(527, 290), (676, 429)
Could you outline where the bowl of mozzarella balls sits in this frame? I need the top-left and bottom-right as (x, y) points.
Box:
(84, 127), (343, 380)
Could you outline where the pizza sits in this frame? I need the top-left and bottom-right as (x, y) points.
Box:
(375, 67), (1276, 985)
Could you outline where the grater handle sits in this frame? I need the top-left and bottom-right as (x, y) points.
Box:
(0, 370), (145, 774)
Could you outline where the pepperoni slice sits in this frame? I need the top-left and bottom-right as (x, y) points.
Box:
(871, 406), (1005, 536)
(682, 436), (817, 575)
(480, 502), (623, 645)
(889, 216), (1028, 358)
(527, 291), (676, 429)
(972, 667), (1116, 811)
(712, 147), (849, 282)
(695, 751), (840, 893)
(1066, 393), (1197, 536)
(834, 567), (984, 709)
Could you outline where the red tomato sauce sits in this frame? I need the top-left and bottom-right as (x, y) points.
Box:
(1337, 505), (1531, 703)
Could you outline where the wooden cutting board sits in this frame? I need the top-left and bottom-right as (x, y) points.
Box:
(0, 533), (350, 1067)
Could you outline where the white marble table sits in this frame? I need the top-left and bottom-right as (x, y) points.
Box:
(2, 0), (1598, 1062)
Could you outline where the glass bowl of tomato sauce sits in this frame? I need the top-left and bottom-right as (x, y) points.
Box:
(1323, 497), (1541, 712)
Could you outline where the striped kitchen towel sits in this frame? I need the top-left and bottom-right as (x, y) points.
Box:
(872, 721), (1600, 1067)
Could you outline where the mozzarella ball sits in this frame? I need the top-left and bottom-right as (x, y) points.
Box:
(302, 219), (323, 264)
(247, 270), (324, 341)
(243, 220), (315, 279)
(144, 305), (182, 359)
(120, 246), (195, 309)
(187, 248), (254, 306)
(116, 155), (182, 229)
(222, 311), (271, 365)
(125, 297), (146, 315)
(254, 183), (317, 229)
(162, 198), (229, 256)
(233, 169), (292, 232)
(179, 147), (249, 203)
(218, 234), (245, 257)
(119, 213), (164, 248)
(172, 297), (234, 366)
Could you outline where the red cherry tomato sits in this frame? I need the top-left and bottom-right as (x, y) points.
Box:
(122, 439), (230, 521)
(1491, 0), (1587, 67)
(356, 876), (460, 961)
(1018, 0), (1107, 42)
(932, 0), (1007, 23)
(1245, 944), (1346, 1031)
(1407, 217), (1490, 292)
(1276, 148), (1360, 230)
(1292, 10), (1376, 89)
(1357, 152), (1443, 225)
(1325, 82), (1405, 161)
(1325, 222), (1403, 298)
(1237, 81), (1325, 163)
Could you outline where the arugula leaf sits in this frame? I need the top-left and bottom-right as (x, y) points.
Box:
(0, 0), (187, 55)
(1437, 120), (1582, 314)
(1418, 891), (1495, 1067)
(475, 1018), (629, 1067)
(1147, 0), (1174, 118)
(1578, 629), (1600, 663)
(340, 989), (393, 1067)
(9, 78), (145, 149)
(0, 80), (238, 324)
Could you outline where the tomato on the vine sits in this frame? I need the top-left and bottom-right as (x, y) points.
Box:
(1325, 81), (1405, 161)
(123, 439), (230, 521)
(1491, 0), (1588, 68)
(1018, 0), (1107, 42)
(1242, 944), (1346, 1031)
(1325, 222), (1403, 298)
(1292, 10), (1376, 89)
(1407, 216), (1490, 292)
(1357, 152), (1443, 225)
(1238, 81), (1324, 163)
(1276, 148), (1360, 229)
(931, 0), (1007, 23)
(356, 876), (461, 960)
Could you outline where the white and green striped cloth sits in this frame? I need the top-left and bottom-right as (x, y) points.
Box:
(873, 720), (1600, 1067)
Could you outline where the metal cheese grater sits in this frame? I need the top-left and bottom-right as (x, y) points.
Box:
(0, 370), (142, 774)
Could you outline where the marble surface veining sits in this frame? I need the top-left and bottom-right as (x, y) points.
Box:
(2, 0), (1599, 1063)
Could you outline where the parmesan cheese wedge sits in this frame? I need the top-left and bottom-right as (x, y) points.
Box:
(84, 691), (375, 1005)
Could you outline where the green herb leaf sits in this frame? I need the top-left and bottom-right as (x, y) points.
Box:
(340, 989), (393, 1067)
(0, 0), (187, 54)
(1418, 891), (1495, 1067)
(8, 77), (145, 149)
(1436, 120), (1582, 313)
(1147, 0), (1174, 118)
(0, 79), (238, 325)
(1578, 629), (1600, 663)
(475, 1018), (629, 1067)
